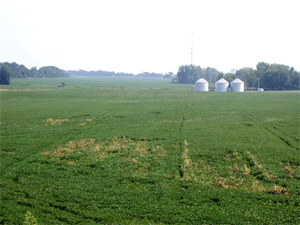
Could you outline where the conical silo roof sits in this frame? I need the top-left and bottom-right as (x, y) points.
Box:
(195, 78), (208, 83)
(216, 78), (229, 84)
(231, 78), (244, 84)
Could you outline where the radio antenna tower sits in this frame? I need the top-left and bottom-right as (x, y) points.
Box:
(191, 33), (194, 65)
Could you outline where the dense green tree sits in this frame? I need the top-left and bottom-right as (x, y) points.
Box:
(256, 62), (296, 90)
(288, 67), (300, 90)
(224, 73), (237, 83)
(30, 67), (41, 78)
(217, 72), (224, 81)
(236, 68), (257, 87)
(0, 65), (11, 85)
(236, 67), (252, 80)
(176, 65), (203, 84)
(1, 62), (29, 78)
(0, 62), (69, 78)
(38, 66), (69, 78)
(236, 63), (299, 90)
(203, 67), (219, 83)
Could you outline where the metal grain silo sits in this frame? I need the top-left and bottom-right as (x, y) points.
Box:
(194, 78), (209, 91)
(231, 78), (244, 92)
(215, 78), (229, 92)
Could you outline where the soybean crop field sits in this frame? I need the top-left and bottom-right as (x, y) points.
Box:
(1, 78), (299, 224)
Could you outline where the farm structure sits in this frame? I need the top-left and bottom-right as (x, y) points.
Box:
(194, 78), (209, 91)
(215, 78), (229, 92)
(231, 78), (244, 92)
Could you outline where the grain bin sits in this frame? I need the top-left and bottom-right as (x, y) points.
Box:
(215, 78), (229, 92)
(194, 78), (209, 91)
(230, 78), (244, 92)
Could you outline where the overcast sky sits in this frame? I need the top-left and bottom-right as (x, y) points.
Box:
(1, 0), (299, 74)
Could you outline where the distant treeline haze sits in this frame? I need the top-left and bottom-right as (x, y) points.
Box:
(1, 61), (299, 90)
(66, 70), (168, 78)
(0, 62), (171, 79)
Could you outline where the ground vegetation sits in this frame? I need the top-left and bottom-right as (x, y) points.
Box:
(1, 78), (299, 224)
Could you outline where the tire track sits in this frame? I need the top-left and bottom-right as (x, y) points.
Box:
(240, 111), (299, 150)
(221, 96), (299, 151)
(84, 89), (147, 137)
(269, 123), (299, 143)
(52, 89), (146, 144)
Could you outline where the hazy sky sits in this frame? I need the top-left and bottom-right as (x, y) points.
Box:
(1, 0), (299, 74)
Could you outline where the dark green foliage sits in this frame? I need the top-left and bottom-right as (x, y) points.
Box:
(224, 73), (237, 83)
(176, 65), (203, 84)
(217, 71), (224, 80)
(1, 78), (299, 224)
(236, 63), (299, 90)
(38, 66), (70, 78)
(0, 65), (10, 84)
(202, 67), (220, 83)
(176, 66), (220, 84)
(1, 62), (31, 78)
(236, 67), (257, 87)
(0, 62), (70, 78)
(257, 62), (300, 90)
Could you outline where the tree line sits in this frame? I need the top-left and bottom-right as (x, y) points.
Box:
(0, 62), (174, 81)
(2, 61), (298, 90)
(67, 69), (133, 77)
(176, 65), (220, 84)
(67, 70), (169, 78)
(176, 62), (299, 90)
(0, 62), (70, 78)
(237, 62), (299, 90)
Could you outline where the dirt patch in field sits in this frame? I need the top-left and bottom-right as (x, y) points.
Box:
(45, 118), (69, 126)
(180, 146), (289, 194)
(42, 137), (167, 178)
(0, 89), (16, 91)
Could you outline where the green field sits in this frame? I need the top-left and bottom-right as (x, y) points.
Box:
(1, 78), (299, 224)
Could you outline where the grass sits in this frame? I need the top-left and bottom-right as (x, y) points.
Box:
(1, 78), (299, 224)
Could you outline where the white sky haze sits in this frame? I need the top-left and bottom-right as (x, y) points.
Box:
(1, 0), (299, 74)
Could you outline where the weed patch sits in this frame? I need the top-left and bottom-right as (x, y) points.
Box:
(180, 148), (287, 193)
(24, 211), (38, 225)
(42, 137), (167, 179)
(45, 118), (69, 126)
(269, 185), (288, 194)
